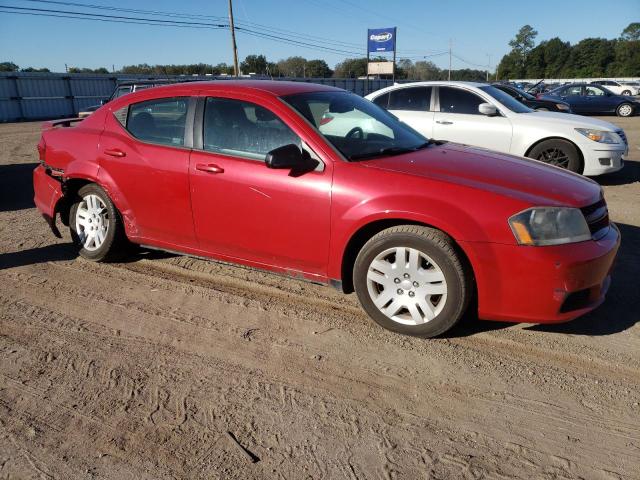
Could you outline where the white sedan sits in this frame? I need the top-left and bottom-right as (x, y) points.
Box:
(592, 80), (640, 96)
(366, 81), (627, 176)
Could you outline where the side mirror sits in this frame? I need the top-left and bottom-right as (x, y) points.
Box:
(265, 144), (305, 169)
(478, 103), (498, 116)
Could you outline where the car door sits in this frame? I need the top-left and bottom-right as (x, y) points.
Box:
(383, 86), (435, 138)
(585, 85), (618, 114)
(559, 85), (586, 112)
(432, 86), (512, 153)
(98, 96), (197, 247)
(188, 96), (332, 277)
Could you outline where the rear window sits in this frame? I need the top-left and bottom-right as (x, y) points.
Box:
(388, 87), (431, 111)
(126, 97), (188, 147)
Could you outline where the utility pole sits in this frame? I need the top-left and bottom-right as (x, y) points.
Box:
(486, 54), (491, 82)
(228, 0), (239, 77)
(448, 39), (452, 81)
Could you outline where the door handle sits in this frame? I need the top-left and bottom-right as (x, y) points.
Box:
(104, 148), (126, 157)
(196, 163), (224, 174)
(436, 120), (453, 125)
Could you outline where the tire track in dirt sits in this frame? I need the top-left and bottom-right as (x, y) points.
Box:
(1, 264), (638, 478)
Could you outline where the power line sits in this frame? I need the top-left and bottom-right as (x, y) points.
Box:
(0, 4), (365, 56)
(17, 0), (368, 50)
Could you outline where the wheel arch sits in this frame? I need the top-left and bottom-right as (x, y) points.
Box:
(524, 136), (584, 174)
(338, 218), (476, 296)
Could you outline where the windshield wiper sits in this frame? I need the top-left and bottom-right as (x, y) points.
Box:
(348, 141), (435, 161)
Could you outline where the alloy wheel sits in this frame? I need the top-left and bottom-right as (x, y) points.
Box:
(366, 247), (447, 325)
(75, 194), (110, 251)
(537, 148), (570, 168)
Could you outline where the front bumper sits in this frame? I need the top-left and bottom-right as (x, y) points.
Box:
(462, 224), (620, 324)
(581, 145), (626, 176)
(33, 164), (63, 237)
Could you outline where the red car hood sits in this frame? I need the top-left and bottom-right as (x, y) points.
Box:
(360, 142), (602, 208)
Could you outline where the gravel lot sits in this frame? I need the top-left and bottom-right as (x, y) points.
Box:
(1, 117), (639, 479)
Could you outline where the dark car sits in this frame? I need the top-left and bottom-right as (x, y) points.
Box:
(78, 80), (182, 117)
(492, 83), (571, 112)
(540, 83), (639, 117)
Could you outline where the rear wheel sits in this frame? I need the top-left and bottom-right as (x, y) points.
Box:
(528, 139), (581, 173)
(616, 103), (634, 117)
(353, 226), (470, 338)
(69, 184), (128, 261)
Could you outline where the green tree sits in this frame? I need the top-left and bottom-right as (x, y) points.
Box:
(541, 37), (571, 78)
(305, 59), (332, 77)
(620, 22), (640, 41)
(0, 61), (19, 72)
(564, 38), (615, 77)
(21, 67), (50, 72)
(277, 56), (307, 77)
(609, 40), (640, 76)
(240, 55), (268, 75)
(333, 57), (368, 78)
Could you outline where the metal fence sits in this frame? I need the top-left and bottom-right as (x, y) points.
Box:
(0, 72), (398, 122)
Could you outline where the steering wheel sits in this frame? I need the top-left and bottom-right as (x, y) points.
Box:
(345, 127), (365, 140)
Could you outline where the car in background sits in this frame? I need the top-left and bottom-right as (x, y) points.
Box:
(366, 81), (627, 175)
(592, 80), (640, 96)
(540, 83), (639, 117)
(33, 81), (620, 337)
(492, 83), (571, 112)
(78, 80), (177, 118)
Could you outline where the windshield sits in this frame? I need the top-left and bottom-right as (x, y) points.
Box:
(479, 86), (533, 113)
(282, 91), (430, 160)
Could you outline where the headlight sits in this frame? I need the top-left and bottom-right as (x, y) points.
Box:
(509, 207), (591, 246)
(575, 128), (621, 144)
(556, 103), (570, 111)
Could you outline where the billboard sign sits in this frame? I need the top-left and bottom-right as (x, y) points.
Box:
(367, 62), (394, 75)
(367, 28), (396, 53)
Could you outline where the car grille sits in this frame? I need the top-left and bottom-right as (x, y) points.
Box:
(581, 197), (610, 239)
(616, 129), (628, 147)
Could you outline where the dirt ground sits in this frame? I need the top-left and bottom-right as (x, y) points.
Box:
(0, 116), (639, 480)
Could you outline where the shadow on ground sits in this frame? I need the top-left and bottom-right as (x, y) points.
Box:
(0, 243), (76, 270)
(597, 159), (640, 186)
(0, 163), (37, 212)
(447, 222), (639, 338)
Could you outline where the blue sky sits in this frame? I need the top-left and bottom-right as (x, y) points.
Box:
(1, 0), (638, 72)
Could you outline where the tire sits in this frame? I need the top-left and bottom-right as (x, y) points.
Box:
(528, 139), (582, 173)
(621, 90), (631, 96)
(616, 103), (634, 117)
(353, 225), (471, 338)
(69, 183), (128, 262)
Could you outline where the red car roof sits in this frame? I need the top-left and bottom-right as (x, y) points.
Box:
(144, 80), (342, 98)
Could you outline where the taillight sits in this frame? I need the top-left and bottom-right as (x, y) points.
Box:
(37, 137), (46, 161)
(319, 114), (334, 126)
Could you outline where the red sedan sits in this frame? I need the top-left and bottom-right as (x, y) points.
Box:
(33, 81), (620, 337)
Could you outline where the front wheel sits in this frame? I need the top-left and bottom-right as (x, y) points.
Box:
(616, 103), (634, 117)
(353, 226), (471, 337)
(528, 139), (582, 173)
(69, 184), (128, 261)
(621, 90), (632, 96)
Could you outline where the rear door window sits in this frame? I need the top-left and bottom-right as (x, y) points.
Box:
(388, 87), (431, 111)
(203, 97), (301, 161)
(438, 87), (484, 114)
(126, 97), (188, 146)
